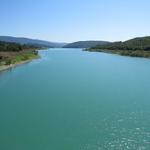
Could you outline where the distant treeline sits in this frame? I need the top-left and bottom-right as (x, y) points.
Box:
(0, 41), (42, 52)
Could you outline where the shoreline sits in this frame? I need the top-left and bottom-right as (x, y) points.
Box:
(85, 49), (150, 58)
(0, 56), (39, 72)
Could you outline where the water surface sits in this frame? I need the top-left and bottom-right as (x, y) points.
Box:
(0, 48), (150, 150)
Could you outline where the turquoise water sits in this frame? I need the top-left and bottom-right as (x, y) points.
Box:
(0, 48), (150, 150)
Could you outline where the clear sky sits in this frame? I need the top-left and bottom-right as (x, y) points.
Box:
(0, 0), (150, 42)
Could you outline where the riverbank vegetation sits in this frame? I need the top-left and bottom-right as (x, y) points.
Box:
(87, 36), (150, 58)
(0, 41), (39, 66)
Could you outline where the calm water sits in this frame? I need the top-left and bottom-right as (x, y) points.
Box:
(0, 48), (150, 150)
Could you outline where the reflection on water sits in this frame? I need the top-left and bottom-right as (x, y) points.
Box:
(0, 48), (150, 150)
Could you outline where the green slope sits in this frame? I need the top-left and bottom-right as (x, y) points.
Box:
(63, 41), (110, 48)
(88, 36), (150, 58)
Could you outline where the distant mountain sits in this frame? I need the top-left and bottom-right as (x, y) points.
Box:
(63, 41), (110, 48)
(0, 36), (67, 48)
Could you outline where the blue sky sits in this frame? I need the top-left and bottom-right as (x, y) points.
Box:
(0, 0), (150, 42)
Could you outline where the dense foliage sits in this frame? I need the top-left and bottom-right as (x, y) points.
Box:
(0, 41), (39, 66)
(0, 41), (40, 52)
(91, 37), (150, 51)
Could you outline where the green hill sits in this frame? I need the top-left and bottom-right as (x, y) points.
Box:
(63, 41), (110, 48)
(88, 36), (150, 57)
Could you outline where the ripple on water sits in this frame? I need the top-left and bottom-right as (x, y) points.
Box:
(80, 111), (150, 150)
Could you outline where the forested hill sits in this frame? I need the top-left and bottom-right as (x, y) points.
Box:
(88, 36), (150, 58)
(0, 36), (67, 48)
(90, 36), (150, 51)
(63, 41), (110, 48)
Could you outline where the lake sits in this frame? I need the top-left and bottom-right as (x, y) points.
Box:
(0, 48), (150, 150)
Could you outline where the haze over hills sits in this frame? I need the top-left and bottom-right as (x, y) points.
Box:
(1, 35), (150, 52)
(63, 41), (110, 48)
(0, 36), (67, 48)
(0, 36), (111, 48)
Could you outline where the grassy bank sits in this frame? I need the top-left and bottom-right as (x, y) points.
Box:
(0, 41), (43, 71)
(0, 50), (39, 65)
(0, 50), (39, 71)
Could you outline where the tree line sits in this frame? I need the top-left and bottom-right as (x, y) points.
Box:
(0, 41), (39, 52)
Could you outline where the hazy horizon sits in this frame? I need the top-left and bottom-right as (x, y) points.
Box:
(1, 0), (150, 42)
(1, 35), (150, 43)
